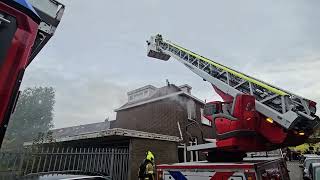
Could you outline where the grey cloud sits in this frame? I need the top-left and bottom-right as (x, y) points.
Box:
(21, 0), (320, 128)
(22, 66), (129, 128)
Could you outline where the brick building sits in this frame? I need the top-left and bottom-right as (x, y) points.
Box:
(32, 83), (214, 179)
(111, 83), (214, 162)
(25, 126), (180, 180)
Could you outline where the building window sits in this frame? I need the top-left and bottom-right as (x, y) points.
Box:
(187, 100), (196, 120)
(200, 108), (211, 126)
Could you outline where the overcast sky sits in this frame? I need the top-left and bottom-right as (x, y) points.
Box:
(21, 0), (320, 128)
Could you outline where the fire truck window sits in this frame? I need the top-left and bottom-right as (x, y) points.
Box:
(229, 176), (243, 180)
(316, 168), (320, 178)
(0, 13), (17, 67)
(204, 103), (218, 116)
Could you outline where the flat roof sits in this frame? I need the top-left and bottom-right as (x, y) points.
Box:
(24, 128), (181, 146)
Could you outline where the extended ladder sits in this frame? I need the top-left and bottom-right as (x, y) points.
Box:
(147, 34), (319, 131)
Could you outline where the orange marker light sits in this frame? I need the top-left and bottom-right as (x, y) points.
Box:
(266, 117), (273, 123)
(299, 132), (305, 136)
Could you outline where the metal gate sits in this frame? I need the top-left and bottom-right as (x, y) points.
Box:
(0, 147), (129, 180)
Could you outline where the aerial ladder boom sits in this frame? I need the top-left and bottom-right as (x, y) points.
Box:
(147, 34), (318, 132)
(147, 34), (319, 161)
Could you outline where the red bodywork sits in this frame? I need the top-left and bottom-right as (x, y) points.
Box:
(206, 85), (308, 153)
(0, 2), (39, 146)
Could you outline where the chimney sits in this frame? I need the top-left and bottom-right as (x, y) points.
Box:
(166, 79), (170, 87)
(179, 84), (192, 94)
(127, 85), (157, 102)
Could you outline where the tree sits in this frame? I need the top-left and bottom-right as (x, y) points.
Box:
(3, 87), (55, 150)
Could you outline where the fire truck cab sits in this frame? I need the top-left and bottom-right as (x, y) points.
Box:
(156, 157), (289, 180)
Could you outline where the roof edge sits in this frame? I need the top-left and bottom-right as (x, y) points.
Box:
(24, 128), (181, 146)
(115, 91), (204, 112)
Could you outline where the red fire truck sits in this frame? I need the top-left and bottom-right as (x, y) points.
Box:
(146, 34), (319, 179)
(0, 0), (64, 147)
(156, 157), (289, 180)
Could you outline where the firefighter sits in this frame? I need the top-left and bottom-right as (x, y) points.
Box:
(138, 151), (155, 180)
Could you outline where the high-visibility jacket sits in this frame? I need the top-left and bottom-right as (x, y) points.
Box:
(138, 160), (155, 180)
(145, 162), (155, 180)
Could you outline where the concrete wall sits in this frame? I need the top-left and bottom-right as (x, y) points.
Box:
(128, 138), (178, 180)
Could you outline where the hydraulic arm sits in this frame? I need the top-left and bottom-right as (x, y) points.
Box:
(147, 34), (320, 161)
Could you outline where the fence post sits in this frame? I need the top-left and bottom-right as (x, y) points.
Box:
(53, 147), (60, 171)
(18, 151), (25, 176)
(63, 147), (69, 170)
(110, 148), (115, 178)
(37, 147), (44, 173)
(85, 148), (89, 172)
(13, 153), (18, 170)
(73, 148), (78, 170)
(48, 147), (55, 171)
(30, 152), (36, 173)
(42, 147), (50, 172)
(68, 148), (74, 170)
(58, 147), (65, 171)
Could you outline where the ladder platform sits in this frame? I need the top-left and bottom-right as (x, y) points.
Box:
(187, 142), (217, 151)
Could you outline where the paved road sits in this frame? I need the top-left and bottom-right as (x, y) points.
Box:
(287, 161), (303, 180)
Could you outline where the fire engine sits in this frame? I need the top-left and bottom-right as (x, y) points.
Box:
(157, 157), (289, 180)
(147, 34), (319, 179)
(0, 0), (318, 178)
(0, 0), (64, 147)
(147, 34), (319, 161)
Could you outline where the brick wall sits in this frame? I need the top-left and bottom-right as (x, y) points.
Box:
(128, 138), (178, 180)
(112, 98), (184, 138)
(111, 95), (214, 144)
(111, 95), (215, 162)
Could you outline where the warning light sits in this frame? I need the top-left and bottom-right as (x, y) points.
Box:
(299, 132), (305, 136)
(266, 117), (273, 123)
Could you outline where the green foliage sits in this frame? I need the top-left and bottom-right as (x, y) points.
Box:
(3, 87), (55, 150)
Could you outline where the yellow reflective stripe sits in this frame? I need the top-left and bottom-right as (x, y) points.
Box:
(167, 41), (288, 96)
(147, 171), (154, 174)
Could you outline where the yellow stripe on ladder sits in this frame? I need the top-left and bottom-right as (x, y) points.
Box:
(167, 41), (288, 96)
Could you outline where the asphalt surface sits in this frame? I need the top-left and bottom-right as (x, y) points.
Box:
(287, 161), (303, 180)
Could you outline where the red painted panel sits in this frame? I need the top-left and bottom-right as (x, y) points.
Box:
(215, 117), (231, 134)
(210, 172), (234, 180)
(258, 118), (287, 144)
(0, 2), (39, 140)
